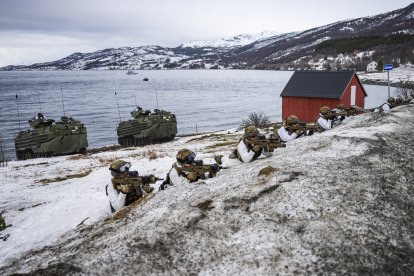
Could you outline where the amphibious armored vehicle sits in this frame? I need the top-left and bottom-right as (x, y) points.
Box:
(15, 113), (88, 160)
(117, 106), (177, 147)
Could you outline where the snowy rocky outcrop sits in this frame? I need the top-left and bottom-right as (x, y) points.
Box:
(0, 105), (413, 275)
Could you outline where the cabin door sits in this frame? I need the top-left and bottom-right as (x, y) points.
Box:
(351, 86), (356, 105)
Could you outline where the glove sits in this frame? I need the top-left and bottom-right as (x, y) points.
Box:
(295, 130), (302, 136)
(119, 184), (132, 194)
(340, 116), (345, 121)
(187, 172), (199, 182)
(252, 145), (262, 153)
(149, 175), (157, 183)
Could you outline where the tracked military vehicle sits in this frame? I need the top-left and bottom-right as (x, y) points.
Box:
(15, 113), (88, 160)
(117, 106), (177, 147)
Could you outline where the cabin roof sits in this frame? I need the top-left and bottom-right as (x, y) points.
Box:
(280, 71), (360, 99)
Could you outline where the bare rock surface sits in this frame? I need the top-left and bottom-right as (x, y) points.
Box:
(1, 105), (414, 275)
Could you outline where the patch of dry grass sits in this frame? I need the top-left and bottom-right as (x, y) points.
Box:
(146, 150), (158, 160)
(206, 141), (238, 149)
(38, 169), (92, 184)
(22, 162), (49, 167)
(18, 203), (43, 211)
(187, 133), (228, 143)
(83, 145), (122, 156)
(67, 154), (89, 160)
(258, 166), (279, 176)
(98, 157), (118, 166)
(104, 194), (155, 223)
(196, 199), (214, 210)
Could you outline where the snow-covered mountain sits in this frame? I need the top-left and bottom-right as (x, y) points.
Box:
(1, 3), (413, 71)
(179, 31), (280, 48)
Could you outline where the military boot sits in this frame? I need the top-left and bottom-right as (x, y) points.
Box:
(214, 155), (223, 165)
(228, 149), (238, 159)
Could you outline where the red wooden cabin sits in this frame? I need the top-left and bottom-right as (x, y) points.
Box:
(280, 71), (367, 122)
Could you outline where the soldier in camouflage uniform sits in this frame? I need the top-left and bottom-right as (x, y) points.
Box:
(277, 115), (303, 142)
(317, 106), (334, 131)
(332, 104), (347, 126)
(106, 160), (156, 213)
(215, 126), (272, 168)
(373, 97), (409, 113)
(165, 149), (213, 187)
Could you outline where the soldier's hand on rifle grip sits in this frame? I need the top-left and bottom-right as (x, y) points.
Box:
(149, 175), (157, 183)
(120, 184), (132, 194)
(252, 145), (262, 153)
(295, 130), (302, 136)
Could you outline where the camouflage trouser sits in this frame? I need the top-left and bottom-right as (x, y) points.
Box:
(142, 184), (154, 193)
(0, 214), (6, 231)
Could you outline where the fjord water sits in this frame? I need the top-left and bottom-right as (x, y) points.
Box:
(0, 70), (395, 160)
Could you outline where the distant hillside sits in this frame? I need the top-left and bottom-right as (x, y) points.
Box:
(1, 3), (413, 71)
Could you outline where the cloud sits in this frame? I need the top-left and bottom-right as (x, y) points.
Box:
(0, 0), (413, 66)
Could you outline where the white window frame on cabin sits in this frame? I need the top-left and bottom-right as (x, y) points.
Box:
(351, 86), (356, 105)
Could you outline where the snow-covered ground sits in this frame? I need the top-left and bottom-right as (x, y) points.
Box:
(358, 64), (414, 84)
(0, 130), (241, 267)
(1, 105), (414, 274)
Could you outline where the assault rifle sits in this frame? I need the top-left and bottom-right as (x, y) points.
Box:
(285, 121), (324, 135)
(325, 107), (366, 119)
(112, 170), (163, 194)
(345, 106), (366, 116)
(321, 110), (347, 120)
(244, 137), (286, 152)
(177, 160), (221, 177)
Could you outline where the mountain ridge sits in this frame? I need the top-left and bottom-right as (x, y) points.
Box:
(1, 3), (413, 71)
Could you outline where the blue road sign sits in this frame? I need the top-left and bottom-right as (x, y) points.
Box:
(384, 64), (393, 71)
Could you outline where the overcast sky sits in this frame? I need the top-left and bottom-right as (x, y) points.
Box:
(0, 0), (412, 67)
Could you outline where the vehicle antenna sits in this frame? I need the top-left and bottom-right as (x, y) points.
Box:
(15, 94), (21, 131)
(134, 88), (138, 107)
(37, 90), (42, 112)
(154, 79), (159, 109)
(61, 85), (66, 117)
(115, 91), (121, 122)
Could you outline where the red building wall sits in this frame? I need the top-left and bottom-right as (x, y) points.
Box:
(282, 97), (340, 122)
(340, 75), (366, 108)
(281, 74), (366, 122)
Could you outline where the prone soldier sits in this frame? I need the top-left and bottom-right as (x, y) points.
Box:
(215, 126), (284, 168)
(317, 106), (336, 131)
(278, 115), (323, 142)
(106, 160), (159, 213)
(160, 149), (220, 190)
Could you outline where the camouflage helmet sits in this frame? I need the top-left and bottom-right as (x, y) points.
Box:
(109, 160), (131, 176)
(395, 98), (403, 104)
(244, 126), (259, 138)
(286, 115), (299, 125)
(387, 97), (396, 104)
(337, 103), (346, 110)
(320, 106), (331, 115)
(176, 148), (195, 164)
